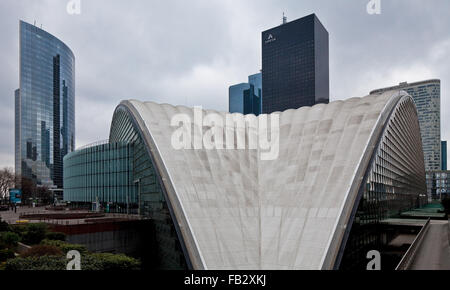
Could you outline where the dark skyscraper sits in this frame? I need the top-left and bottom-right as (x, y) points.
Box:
(262, 14), (329, 114)
(15, 21), (75, 189)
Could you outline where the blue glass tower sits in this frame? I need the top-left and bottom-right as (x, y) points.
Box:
(15, 21), (75, 189)
(229, 73), (262, 116)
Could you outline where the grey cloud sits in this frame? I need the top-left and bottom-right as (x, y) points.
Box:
(0, 0), (449, 168)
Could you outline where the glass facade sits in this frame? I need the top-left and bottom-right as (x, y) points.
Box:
(339, 97), (427, 270)
(442, 141), (447, 171)
(15, 20), (75, 189)
(248, 73), (262, 98)
(371, 80), (441, 171)
(109, 107), (188, 269)
(229, 83), (249, 114)
(426, 170), (450, 200)
(63, 141), (136, 212)
(262, 14), (329, 114)
(229, 73), (262, 116)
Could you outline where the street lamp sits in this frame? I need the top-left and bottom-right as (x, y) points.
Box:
(134, 178), (141, 216)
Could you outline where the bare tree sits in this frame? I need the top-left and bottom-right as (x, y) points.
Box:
(20, 176), (37, 204)
(0, 167), (15, 202)
(37, 185), (52, 204)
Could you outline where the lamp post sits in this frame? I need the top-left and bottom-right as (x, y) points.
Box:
(134, 178), (141, 216)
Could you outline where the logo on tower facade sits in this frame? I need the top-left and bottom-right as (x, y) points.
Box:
(265, 33), (276, 44)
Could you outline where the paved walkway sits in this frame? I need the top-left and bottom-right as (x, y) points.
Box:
(409, 220), (450, 270)
(0, 206), (47, 224)
(1, 206), (141, 225)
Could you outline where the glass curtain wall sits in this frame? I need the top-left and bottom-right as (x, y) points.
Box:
(109, 107), (188, 269)
(63, 141), (136, 213)
(339, 98), (427, 270)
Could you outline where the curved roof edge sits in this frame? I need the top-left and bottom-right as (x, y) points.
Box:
(320, 90), (413, 269)
(114, 101), (206, 270)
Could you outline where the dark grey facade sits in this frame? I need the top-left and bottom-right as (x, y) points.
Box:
(15, 21), (75, 189)
(262, 14), (329, 114)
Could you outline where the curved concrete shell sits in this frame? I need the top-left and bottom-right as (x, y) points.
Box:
(109, 91), (426, 270)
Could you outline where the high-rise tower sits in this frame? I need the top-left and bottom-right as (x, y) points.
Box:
(262, 14), (329, 113)
(15, 21), (75, 189)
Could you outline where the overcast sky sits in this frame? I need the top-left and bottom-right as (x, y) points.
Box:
(0, 0), (449, 169)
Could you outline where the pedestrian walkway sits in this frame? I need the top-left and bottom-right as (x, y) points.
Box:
(0, 206), (47, 224)
(409, 220), (450, 270)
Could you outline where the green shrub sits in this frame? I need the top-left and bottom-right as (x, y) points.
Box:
(81, 253), (141, 271)
(21, 245), (63, 258)
(0, 218), (10, 232)
(4, 252), (140, 270)
(41, 239), (88, 254)
(5, 256), (66, 270)
(11, 224), (27, 236)
(20, 223), (48, 245)
(0, 232), (20, 247)
(45, 232), (66, 241)
(0, 249), (15, 262)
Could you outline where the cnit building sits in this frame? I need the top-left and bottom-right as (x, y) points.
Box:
(64, 91), (427, 269)
(15, 20), (75, 190)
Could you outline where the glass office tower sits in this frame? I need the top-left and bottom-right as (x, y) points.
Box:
(229, 83), (250, 114)
(15, 20), (75, 189)
(262, 14), (329, 114)
(229, 73), (262, 116)
(248, 72), (262, 100)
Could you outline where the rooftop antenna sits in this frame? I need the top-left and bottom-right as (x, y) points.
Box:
(282, 12), (287, 24)
(33, 20), (36, 26)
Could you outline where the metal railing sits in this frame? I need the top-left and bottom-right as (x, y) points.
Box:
(396, 217), (431, 270)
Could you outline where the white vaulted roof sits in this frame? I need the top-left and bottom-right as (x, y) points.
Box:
(117, 91), (412, 269)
